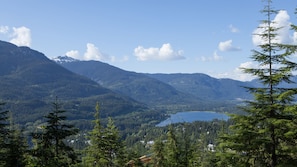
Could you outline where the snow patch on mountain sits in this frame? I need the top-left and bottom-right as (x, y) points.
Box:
(52, 56), (79, 63)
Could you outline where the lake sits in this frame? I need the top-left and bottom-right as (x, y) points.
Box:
(156, 111), (229, 127)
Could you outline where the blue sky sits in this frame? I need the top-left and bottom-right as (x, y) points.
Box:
(0, 0), (296, 81)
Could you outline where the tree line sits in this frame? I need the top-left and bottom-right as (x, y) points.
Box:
(0, 99), (228, 167)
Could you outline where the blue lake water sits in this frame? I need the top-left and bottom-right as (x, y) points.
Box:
(156, 111), (229, 127)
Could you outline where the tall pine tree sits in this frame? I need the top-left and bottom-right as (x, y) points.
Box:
(6, 120), (28, 167)
(0, 103), (9, 166)
(0, 104), (28, 167)
(102, 117), (126, 167)
(217, 1), (297, 166)
(83, 103), (105, 166)
(165, 125), (179, 167)
(152, 138), (166, 167)
(31, 98), (79, 166)
(83, 103), (126, 167)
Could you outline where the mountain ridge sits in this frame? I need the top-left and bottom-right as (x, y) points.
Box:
(0, 40), (147, 126)
(147, 73), (252, 101)
(54, 56), (253, 104)
(56, 59), (203, 107)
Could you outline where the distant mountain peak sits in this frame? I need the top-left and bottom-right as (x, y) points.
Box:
(52, 56), (79, 63)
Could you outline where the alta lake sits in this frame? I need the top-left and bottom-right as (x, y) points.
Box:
(157, 111), (229, 127)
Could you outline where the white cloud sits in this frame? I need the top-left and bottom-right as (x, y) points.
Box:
(134, 43), (185, 61)
(214, 61), (257, 81)
(0, 26), (9, 34)
(0, 25), (32, 47)
(233, 62), (258, 81)
(65, 50), (80, 59)
(84, 43), (107, 61)
(218, 40), (241, 52)
(229, 24), (239, 33)
(213, 51), (223, 61)
(239, 61), (256, 69)
(10, 26), (31, 47)
(227, 61), (288, 81)
(65, 43), (114, 61)
(294, 32), (297, 44)
(273, 10), (292, 44)
(199, 51), (223, 62)
(252, 10), (295, 45)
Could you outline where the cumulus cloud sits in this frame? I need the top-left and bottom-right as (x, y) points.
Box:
(218, 40), (241, 52)
(134, 43), (185, 61)
(10, 26), (31, 47)
(294, 32), (297, 44)
(229, 24), (239, 33)
(0, 26), (9, 34)
(65, 43), (113, 61)
(214, 61), (257, 81)
(0, 25), (32, 47)
(84, 43), (107, 61)
(65, 50), (80, 59)
(253, 10), (295, 45)
(273, 10), (292, 44)
(200, 51), (223, 62)
(233, 62), (258, 81)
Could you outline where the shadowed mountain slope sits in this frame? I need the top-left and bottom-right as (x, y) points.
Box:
(55, 56), (247, 110)
(0, 41), (147, 125)
(56, 58), (205, 107)
(56, 56), (254, 105)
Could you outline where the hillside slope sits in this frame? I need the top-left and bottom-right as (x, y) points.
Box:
(56, 56), (252, 104)
(147, 73), (252, 101)
(0, 41), (147, 125)
(56, 57), (204, 107)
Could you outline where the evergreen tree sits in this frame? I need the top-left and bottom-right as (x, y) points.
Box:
(0, 104), (28, 167)
(190, 133), (216, 167)
(217, 1), (297, 166)
(6, 120), (28, 167)
(178, 124), (193, 167)
(102, 117), (126, 167)
(31, 98), (79, 166)
(0, 103), (9, 166)
(150, 124), (195, 167)
(83, 103), (105, 166)
(152, 138), (165, 167)
(83, 103), (126, 167)
(125, 149), (144, 167)
(164, 125), (179, 167)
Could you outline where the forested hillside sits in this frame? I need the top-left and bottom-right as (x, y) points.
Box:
(56, 57), (253, 103)
(0, 40), (151, 128)
(147, 73), (252, 100)
(56, 59), (206, 107)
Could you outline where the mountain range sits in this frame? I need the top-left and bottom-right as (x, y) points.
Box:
(55, 56), (253, 106)
(56, 58), (201, 107)
(0, 41), (146, 126)
(0, 40), (264, 129)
